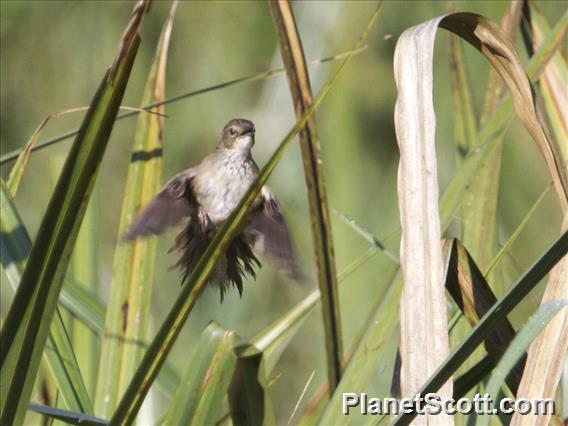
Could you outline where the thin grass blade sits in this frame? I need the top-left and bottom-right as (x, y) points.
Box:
(0, 47), (366, 165)
(0, 179), (93, 413)
(6, 107), (88, 196)
(268, 0), (354, 392)
(481, 301), (568, 425)
(94, 2), (177, 417)
(484, 183), (552, 276)
(0, 2), (149, 424)
(318, 269), (400, 425)
(511, 217), (568, 426)
(522, 2), (567, 169)
(459, 1), (522, 279)
(69, 183), (100, 398)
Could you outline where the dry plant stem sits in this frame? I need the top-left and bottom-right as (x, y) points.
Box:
(0, 47), (366, 165)
(394, 16), (453, 425)
(268, 0), (343, 390)
(6, 106), (159, 197)
(511, 215), (568, 426)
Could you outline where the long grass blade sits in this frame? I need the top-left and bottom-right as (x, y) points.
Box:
(482, 301), (567, 425)
(109, 8), (381, 424)
(268, 0), (361, 392)
(392, 230), (568, 425)
(163, 322), (236, 426)
(6, 107), (88, 196)
(511, 216), (568, 426)
(94, 2), (177, 417)
(522, 1), (567, 171)
(0, 179), (93, 413)
(318, 269), (401, 425)
(0, 47), (366, 165)
(0, 2), (149, 424)
(63, 154), (100, 399)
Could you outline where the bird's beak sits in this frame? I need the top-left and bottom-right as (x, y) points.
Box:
(242, 126), (255, 136)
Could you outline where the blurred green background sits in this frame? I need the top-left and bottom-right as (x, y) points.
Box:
(1, 1), (565, 423)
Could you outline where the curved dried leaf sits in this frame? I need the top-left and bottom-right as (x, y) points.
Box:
(394, 12), (567, 424)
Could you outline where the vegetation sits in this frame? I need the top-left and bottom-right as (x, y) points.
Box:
(0, 1), (566, 425)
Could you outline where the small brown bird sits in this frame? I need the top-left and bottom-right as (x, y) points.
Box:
(124, 118), (300, 301)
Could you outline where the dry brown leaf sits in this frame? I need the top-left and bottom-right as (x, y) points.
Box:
(394, 15), (453, 426)
(394, 11), (566, 425)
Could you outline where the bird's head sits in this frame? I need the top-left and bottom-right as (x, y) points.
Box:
(219, 118), (255, 152)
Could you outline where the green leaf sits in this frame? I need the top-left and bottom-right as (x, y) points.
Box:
(481, 301), (567, 425)
(163, 322), (236, 426)
(94, 2), (178, 417)
(1, 176), (181, 403)
(28, 403), (109, 426)
(251, 290), (318, 375)
(109, 7), (381, 424)
(484, 183), (552, 276)
(228, 344), (275, 426)
(392, 230), (568, 426)
(0, 2), (148, 424)
(318, 268), (400, 426)
(0, 179), (93, 414)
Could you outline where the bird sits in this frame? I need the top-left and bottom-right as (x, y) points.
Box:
(124, 118), (301, 301)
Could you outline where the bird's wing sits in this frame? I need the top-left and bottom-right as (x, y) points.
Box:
(247, 186), (302, 279)
(123, 168), (197, 241)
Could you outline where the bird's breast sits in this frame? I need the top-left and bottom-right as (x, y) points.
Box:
(194, 157), (259, 225)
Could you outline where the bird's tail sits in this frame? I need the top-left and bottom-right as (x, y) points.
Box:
(171, 221), (260, 302)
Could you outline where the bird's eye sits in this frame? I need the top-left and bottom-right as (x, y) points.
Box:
(229, 128), (237, 136)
